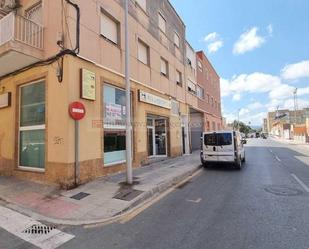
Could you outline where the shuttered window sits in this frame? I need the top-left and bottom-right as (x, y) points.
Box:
(158, 13), (166, 33)
(100, 12), (118, 44)
(136, 0), (146, 11)
(138, 40), (149, 65)
(187, 80), (196, 93)
(161, 58), (168, 77)
(174, 32), (180, 47)
(176, 70), (182, 86)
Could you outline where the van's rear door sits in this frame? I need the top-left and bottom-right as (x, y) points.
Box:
(203, 133), (218, 162)
(216, 132), (234, 162)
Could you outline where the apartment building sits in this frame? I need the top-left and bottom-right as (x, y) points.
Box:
(0, 0), (221, 186)
(196, 51), (222, 132)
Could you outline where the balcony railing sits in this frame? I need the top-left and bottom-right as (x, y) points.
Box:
(0, 12), (43, 49)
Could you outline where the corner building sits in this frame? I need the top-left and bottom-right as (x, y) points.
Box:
(0, 0), (221, 186)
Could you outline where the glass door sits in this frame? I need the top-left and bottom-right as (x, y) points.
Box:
(155, 119), (167, 156)
(147, 126), (154, 156)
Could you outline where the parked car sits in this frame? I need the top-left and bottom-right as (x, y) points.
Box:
(200, 130), (246, 170)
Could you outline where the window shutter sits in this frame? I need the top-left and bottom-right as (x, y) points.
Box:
(174, 32), (180, 47)
(101, 13), (118, 44)
(161, 58), (167, 75)
(187, 80), (196, 92)
(158, 13), (166, 33)
(176, 70), (181, 83)
(138, 41), (148, 64)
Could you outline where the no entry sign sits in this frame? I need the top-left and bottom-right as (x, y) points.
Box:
(69, 102), (86, 120)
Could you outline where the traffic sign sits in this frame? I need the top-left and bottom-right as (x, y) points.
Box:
(69, 102), (86, 120)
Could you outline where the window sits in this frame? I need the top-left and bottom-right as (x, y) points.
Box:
(198, 60), (203, 72)
(197, 86), (204, 99)
(187, 80), (196, 94)
(135, 0), (146, 11)
(100, 11), (119, 44)
(158, 13), (166, 33)
(215, 100), (217, 109)
(211, 97), (214, 107)
(176, 70), (182, 86)
(160, 57), (168, 77)
(204, 133), (232, 146)
(103, 85), (127, 165)
(138, 39), (149, 65)
(207, 94), (210, 103)
(212, 121), (216, 131)
(174, 32), (180, 48)
(19, 80), (45, 169)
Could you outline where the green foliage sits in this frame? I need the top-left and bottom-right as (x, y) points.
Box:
(232, 120), (255, 134)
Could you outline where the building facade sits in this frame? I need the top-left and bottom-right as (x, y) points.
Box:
(0, 0), (221, 186)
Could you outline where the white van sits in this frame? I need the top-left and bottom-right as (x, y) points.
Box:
(200, 131), (246, 169)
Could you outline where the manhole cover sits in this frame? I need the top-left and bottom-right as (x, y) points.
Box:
(71, 192), (90, 200)
(113, 189), (143, 201)
(264, 185), (303, 196)
(23, 224), (56, 234)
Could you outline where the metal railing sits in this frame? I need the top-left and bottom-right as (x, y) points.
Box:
(0, 12), (43, 49)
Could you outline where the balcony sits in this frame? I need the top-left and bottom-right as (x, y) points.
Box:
(0, 12), (44, 77)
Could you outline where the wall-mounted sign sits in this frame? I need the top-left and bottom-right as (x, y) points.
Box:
(0, 92), (11, 109)
(80, 69), (96, 100)
(138, 90), (171, 109)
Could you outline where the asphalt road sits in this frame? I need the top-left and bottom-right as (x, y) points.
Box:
(1, 138), (309, 249)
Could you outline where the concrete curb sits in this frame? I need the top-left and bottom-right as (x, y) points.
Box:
(1, 164), (202, 226)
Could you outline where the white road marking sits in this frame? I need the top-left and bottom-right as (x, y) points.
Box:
(269, 149), (273, 153)
(291, 174), (309, 193)
(275, 156), (281, 162)
(0, 206), (74, 249)
(186, 198), (202, 203)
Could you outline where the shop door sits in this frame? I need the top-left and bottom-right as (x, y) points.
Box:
(147, 126), (154, 156)
(155, 119), (167, 156)
(182, 126), (186, 154)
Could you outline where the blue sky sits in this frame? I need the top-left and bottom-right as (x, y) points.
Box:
(170, 0), (309, 125)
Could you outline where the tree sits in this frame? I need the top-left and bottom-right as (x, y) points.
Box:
(232, 120), (254, 135)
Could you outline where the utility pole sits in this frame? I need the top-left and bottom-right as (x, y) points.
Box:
(293, 88), (298, 124)
(125, 0), (133, 185)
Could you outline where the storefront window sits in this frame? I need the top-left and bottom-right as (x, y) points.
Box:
(103, 84), (126, 165)
(19, 81), (45, 169)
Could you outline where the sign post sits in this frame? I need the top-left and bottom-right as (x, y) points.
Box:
(69, 102), (86, 186)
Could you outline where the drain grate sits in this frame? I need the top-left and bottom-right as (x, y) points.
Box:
(113, 188), (143, 201)
(264, 185), (303, 196)
(70, 192), (90, 200)
(23, 224), (56, 234)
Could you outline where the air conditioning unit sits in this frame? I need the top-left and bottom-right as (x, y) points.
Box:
(0, 0), (17, 11)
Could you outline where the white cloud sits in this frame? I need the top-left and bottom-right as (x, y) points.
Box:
(267, 24), (273, 36)
(204, 32), (218, 42)
(203, 32), (223, 54)
(208, 40), (223, 54)
(221, 72), (282, 97)
(232, 93), (241, 101)
(281, 60), (309, 80)
(282, 98), (309, 110)
(298, 86), (309, 96)
(233, 27), (266, 55)
(269, 84), (295, 100)
(247, 102), (264, 110)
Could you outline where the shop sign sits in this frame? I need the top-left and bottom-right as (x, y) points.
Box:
(0, 92), (11, 109)
(69, 101), (86, 120)
(105, 103), (122, 120)
(80, 68), (96, 101)
(138, 90), (171, 109)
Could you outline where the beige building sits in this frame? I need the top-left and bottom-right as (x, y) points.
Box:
(0, 0), (222, 186)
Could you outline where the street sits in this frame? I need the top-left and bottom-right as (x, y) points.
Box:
(1, 138), (309, 249)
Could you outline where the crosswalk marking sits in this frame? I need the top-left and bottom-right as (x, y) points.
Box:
(0, 206), (74, 249)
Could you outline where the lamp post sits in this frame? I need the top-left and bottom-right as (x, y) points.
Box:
(125, 0), (133, 185)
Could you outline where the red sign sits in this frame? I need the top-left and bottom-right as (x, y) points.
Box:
(69, 102), (86, 120)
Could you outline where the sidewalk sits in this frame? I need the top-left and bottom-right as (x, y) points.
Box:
(0, 152), (201, 226)
(271, 135), (309, 150)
